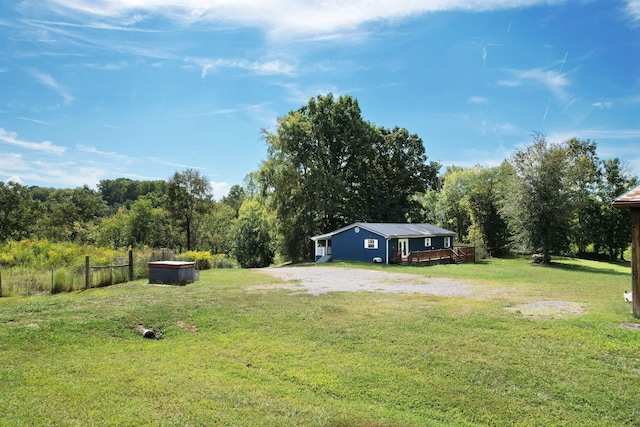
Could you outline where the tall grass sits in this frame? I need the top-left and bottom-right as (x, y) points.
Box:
(0, 240), (154, 296)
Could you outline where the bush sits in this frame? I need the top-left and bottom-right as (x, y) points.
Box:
(212, 254), (237, 269)
(176, 250), (213, 270)
(232, 201), (274, 268)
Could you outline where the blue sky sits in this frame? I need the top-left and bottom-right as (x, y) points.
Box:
(1, 0), (639, 199)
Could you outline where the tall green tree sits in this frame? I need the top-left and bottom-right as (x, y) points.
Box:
(565, 138), (601, 254)
(365, 126), (439, 222)
(199, 202), (236, 254)
(260, 93), (437, 261)
(98, 178), (168, 210)
(467, 164), (512, 256)
(595, 158), (638, 260)
(37, 186), (107, 242)
(128, 198), (172, 248)
(503, 133), (572, 263)
(232, 200), (274, 268)
(0, 181), (42, 242)
(167, 169), (212, 251)
(438, 166), (474, 242)
(96, 206), (130, 249)
(260, 94), (373, 260)
(220, 184), (246, 217)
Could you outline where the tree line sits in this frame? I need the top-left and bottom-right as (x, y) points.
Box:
(0, 94), (637, 267)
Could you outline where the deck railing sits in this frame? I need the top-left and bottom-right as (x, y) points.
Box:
(395, 246), (475, 266)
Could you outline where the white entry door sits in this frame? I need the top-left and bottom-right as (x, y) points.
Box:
(398, 239), (409, 261)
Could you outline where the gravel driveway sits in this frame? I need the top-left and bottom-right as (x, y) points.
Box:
(256, 266), (479, 297)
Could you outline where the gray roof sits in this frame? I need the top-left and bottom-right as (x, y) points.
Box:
(311, 222), (456, 241)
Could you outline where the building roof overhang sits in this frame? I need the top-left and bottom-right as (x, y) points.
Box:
(612, 185), (640, 209)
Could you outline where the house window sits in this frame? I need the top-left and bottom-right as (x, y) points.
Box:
(444, 237), (451, 248)
(425, 237), (432, 247)
(365, 239), (378, 249)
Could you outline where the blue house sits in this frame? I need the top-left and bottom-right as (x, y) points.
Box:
(311, 222), (457, 264)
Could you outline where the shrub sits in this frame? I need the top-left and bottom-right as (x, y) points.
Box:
(212, 254), (237, 269)
(176, 250), (213, 270)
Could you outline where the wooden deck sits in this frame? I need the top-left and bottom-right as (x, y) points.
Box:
(395, 247), (475, 266)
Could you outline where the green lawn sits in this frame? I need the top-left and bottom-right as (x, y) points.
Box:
(0, 257), (638, 426)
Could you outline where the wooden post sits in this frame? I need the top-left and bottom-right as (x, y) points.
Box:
(632, 209), (640, 318)
(0, 270), (2, 297)
(129, 250), (134, 281)
(85, 256), (90, 289)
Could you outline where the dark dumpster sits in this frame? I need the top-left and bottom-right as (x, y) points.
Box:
(148, 261), (196, 285)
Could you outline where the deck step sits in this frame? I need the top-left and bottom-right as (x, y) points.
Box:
(316, 255), (333, 263)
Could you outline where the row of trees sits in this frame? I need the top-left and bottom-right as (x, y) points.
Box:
(1, 94), (637, 267)
(0, 173), (261, 266)
(427, 134), (636, 263)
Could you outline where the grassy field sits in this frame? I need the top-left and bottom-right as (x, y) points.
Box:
(0, 257), (638, 426)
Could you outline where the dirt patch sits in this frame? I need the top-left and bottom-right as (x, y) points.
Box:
(256, 267), (587, 318)
(621, 322), (640, 331)
(256, 266), (479, 297)
(505, 300), (587, 319)
(177, 320), (198, 333)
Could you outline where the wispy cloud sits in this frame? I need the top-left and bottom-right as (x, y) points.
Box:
(625, 0), (640, 24)
(27, 69), (74, 104)
(45, 0), (580, 39)
(498, 66), (570, 100)
(24, 18), (164, 33)
(197, 58), (295, 78)
(468, 96), (488, 105)
(83, 60), (129, 70)
(547, 129), (640, 144)
(28, 159), (107, 188)
(0, 128), (66, 154)
(102, 123), (125, 130)
(592, 101), (613, 109)
(18, 117), (51, 125)
(76, 144), (134, 161)
(0, 153), (30, 174)
(147, 157), (206, 170)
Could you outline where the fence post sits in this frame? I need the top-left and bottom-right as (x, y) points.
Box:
(85, 256), (90, 289)
(0, 270), (2, 297)
(129, 250), (134, 281)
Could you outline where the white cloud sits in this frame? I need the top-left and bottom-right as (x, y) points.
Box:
(498, 67), (570, 100)
(76, 144), (135, 162)
(210, 181), (231, 200)
(0, 128), (66, 155)
(28, 69), (74, 105)
(197, 58), (295, 78)
(468, 96), (488, 104)
(17, 117), (51, 125)
(29, 160), (106, 188)
(573, 129), (640, 139)
(0, 153), (30, 174)
(625, 0), (640, 23)
(438, 145), (513, 170)
(46, 0), (572, 39)
(592, 101), (613, 109)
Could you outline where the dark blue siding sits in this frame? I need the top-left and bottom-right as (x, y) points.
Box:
(332, 228), (386, 262)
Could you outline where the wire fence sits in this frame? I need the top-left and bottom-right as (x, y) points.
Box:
(0, 250), (150, 297)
